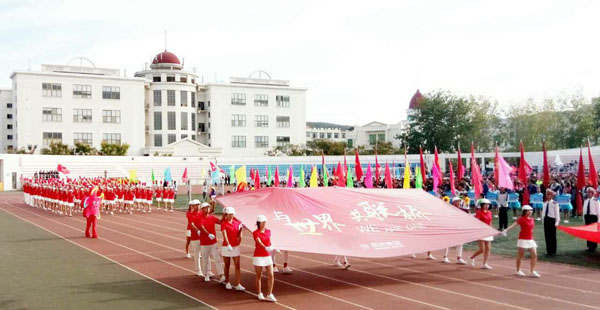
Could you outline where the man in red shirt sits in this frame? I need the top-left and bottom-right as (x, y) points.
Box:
(195, 202), (225, 283)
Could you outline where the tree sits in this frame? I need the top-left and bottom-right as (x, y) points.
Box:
(306, 140), (347, 155)
(359, 141), (400, 155)
(41, 142), (73, 155)
(100, 142), (130, 156)
(74, 142), (98, 155)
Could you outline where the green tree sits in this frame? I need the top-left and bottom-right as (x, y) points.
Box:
(41, 142), (73, 155)
(100, 142), (130, 156)
(306, 140), (347, 155)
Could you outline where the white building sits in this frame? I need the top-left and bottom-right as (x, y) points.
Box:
(305, 122), (350, 143)
(346, 121), (407, 149)
(0, 88), (14, 152)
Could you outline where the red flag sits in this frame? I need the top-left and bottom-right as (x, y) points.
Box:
(576, 148), (586, 215)
(518, 142), (530, 205)
(588, 140), (598, 189)
(209, 162), (217, 172)
(384, 162), (393, 188)
(375, 151), (381, 182)
(457, 148), (464, 180)
(448, 159), (456, 196)
(419, 147), (427, 184)
(182, 167), (188, 183)
(336, 162), (346, 187)
(57, 164), (70, 174)
(254, 169), (261, 189)
(354, 149), (364, 181)
(274, 167), (280, 187)
(471, 142), (483, 198)
(542, 141), (550, 188)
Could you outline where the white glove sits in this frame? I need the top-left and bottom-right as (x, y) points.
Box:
(265, 246), (273, 253)
(501, 231), (507, 237)
(238, 223), (244, 231)
(227, 245), (233, 251)
(208, 234), (215, 240)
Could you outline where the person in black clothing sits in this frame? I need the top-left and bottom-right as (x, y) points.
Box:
(583, 187), (599, 251)
(542, 189), (560, 256)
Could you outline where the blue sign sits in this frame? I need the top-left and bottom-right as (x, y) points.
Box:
(508, 193), (519, 202)
(530, 193), (543, 203)
(555, 194), (572, 205)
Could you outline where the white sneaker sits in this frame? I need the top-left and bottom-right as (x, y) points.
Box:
(235, 284), (245, 291)
(204, 275), (210, 282)
(411, 254), (417, 258)
(427, 254), (436, 260)
(196, 272), (204, 277)
(257, 293), (265, 301)
(536, 217), (541, 221)
(563, 220), (569, 223)
(273, 266), (279, 273)
(512, 217), (517, 220)
(442, 257), (450, 264)
(207, 271), (214, 277)
(282, 267), (293, 274)
(343, 262), (351, 270)
(457, 258), (467, 265)
(334, 261), (344, 268)
(530, 271), (541, 278)
(482, 264), (492, 270)
(515, 270), (526, 276)
(493, 215), (498, 218)
(185, 253), (191, 259)
(110, 211), (114, 215)
(219, 275), (226, 283)
(266, 294), (277, 302)
(225, 282), (232, 290)
(470, 258), (475, 266)
(170, 209), (174, 213)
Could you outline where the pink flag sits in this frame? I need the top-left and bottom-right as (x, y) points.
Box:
(448, 160), (456, 196)
(182, 167), (188, 184)
(57, 164), (70, 174)
(496, 153), (515, 190)
(274, 167), (280, 187)
(432, 163), (442, 190)
(384, 162), (393, 188)
(364, 164), (373, 188)
(287, 166), (294, 188)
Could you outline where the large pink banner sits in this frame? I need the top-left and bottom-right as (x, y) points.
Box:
(217, 187), (499, 258)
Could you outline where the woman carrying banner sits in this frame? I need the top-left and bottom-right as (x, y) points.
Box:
(470, 199), (494, 269)
(442, 197), (467, 264)
(184, 200), (194, 259)
(502, 205), (540, 277)
(197, 202), (225, 283)
(220, 207), (246, 290)
(253, 215), (277, 302)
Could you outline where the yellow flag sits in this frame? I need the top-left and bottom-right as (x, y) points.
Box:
(201, 167), (206, 178)
(129, 169), (137, 182)
(403, 156), (411, 189)
(309, 166), (318, 187)
(235, 165), (247, 184)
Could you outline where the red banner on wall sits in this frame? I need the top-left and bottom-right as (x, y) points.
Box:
(217, 187), (499, 258)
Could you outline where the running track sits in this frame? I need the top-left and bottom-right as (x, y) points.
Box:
(2, 192), (600, 310)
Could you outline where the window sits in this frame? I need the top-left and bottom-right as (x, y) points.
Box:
(199, 101), (205, 110)
(191, 93), (195, 106)
(73, 109), (92, 123)
(378, 133), (385, 141)
(6, 103), (12, 108)
(319, 133), (325, 138)
(7, 135), (13, 140)
(312, 133), (317, 138)
(102, 110), (121, 123)
(369, 134), (376, 145)
(231, 93), (246, 105)
(167, 111), (176, 130)
(341, 133), (346, 139)
(153, 76), (161, 82)
(7, 114), (12, 119)
(73, 84), (92, 98)
(42, 108), (62, 122)
(181, 134), (188, 139)
(166, 75), (175, 82)
(102, 133), (121, 145)
(42, 132), (62, 146)
(180, 76), (187, 83)
(154, 111), (162, 130)
(254, 115), (268, 127)
(167, 90), (175, 106)
(199, 123), (205, 132)
(347, 139), (353, 148)
(231, 114), (246, 127)
(102, 86), (120, 99)
(334, 133), (339, 139)
(276, 136), (290, 147)
(276, 95), (290, 107)
(180, 91), (188, 106)
(191, 113), (196, 131)
(254, 94), (268, 106)
(255, 136), (269, 148)
(42, 83), (61, 97)
(74, 132), (92, 145)
(306, 132), (311, 138)
(7, 124), (13, 130)
(168, 134), (176, 144)
(232, 136), (246, 148)
(327, 133), (332, 139)
(154, 134), (162, 147)
(276, 116), (290, 128)
(181, 112), (188, 130)
(153, 90), (162, 106)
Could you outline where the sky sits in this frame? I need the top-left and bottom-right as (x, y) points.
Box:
(1, 0), (599, 126)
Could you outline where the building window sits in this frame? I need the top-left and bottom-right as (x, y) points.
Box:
(276, 116), (290, 128)
(255, 136), (269, 148)
(232, 136), (246, 148)
(153, 90), (162, 106)
(319, 133), (325, 139)
(180, 76), (187, 83)
(306, 132), (311, 138)
(153, 76), (161, 82)
(254, 115), (268, 127)
(102, 110), (121, 123)
(254, 94), (268, 106)
(167, 134), (176, 144)
(7, 135), (13, 140)
(7, 124), (12, 130)
(166, 75), (175, 82)
(167, 90), (175, 106)
(347, 139), (353, 148)
(167, 111), (176, 130)
(6, 103), (12, 108)
(42, 132), (62, 146)
(191, 113), (196, 131)
(191, 92), (195, 106)
(327, 133), (332, 139)
(199, 123), (205, 132)
(276, 136), (290, 147)
(199, 101), (205, 110)
(312, 133), (317, 138)
(74, 132), (92, 145)
(102, 86), (120, 99)
(341, 133), (346, 139)
(231, 114), (246, 127)
(7, 114), (12, 119)
(42, 107), (62, 122)
(231, 93), (246, 105)
(276, 95), (290, 107)
(73, 109), (92, 123)
(369, 134), (377, 145)
(334, 133), (339, 139)
(181, 134), (188, 139)
(42, 83), (61, 97)
(154, 134), (162, 147)
(154, 111), (162, 130)
(102, 133), (121, 145)
(378, 133), (385, 141)
(73, 84), (92, 98)
(181, 112), (188, 130)
(180, 91), (188, 107)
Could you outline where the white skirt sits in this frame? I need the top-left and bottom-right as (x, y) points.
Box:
(186, 230), (192, 237)
(253, 256), (273, 267)
(517, 239), (537, 249)
(222, 246), (241, 257)
(480, 236), (494, 242)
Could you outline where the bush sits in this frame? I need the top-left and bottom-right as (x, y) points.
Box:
(100, 142), (130, 156)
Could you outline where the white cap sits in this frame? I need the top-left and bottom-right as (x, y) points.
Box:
(200, 202), (210, 208)
(256, 214), (268, 222)
(188, 200), (194, 205)
(224, 207), (236, 214)
(522, 205), (533, 211)
(191, 199), (201, 205)
(479, 198), (491, 205)
(451, 197), (462, 203)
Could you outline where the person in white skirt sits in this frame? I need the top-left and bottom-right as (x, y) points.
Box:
(469, 199), (495, 269)
(220, 207), (246, 291)
(502, 205), (540, 277)
(253, 215), (277, 302)
(442, 197), (468, 264)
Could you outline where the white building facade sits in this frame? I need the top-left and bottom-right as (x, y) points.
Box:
(346, 121), (407, 149)
(0, 88), (14, 152)
(305, 124), (349, 143)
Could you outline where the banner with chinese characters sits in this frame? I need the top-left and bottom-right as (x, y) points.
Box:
(217, 187), (499, 258)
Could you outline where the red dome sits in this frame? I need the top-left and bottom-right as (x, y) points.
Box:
(409, 89), (424, 109)
(152, 50), (180, 65)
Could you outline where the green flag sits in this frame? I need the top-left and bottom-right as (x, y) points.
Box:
(415, 167), (423, 189)
(268, 166), (273, 182)
(151, 169), (155, 183)
(230, 165), (236, 184)
(323, 166), (329, 187)
(299, 165), (306, 188)
(346, 167), (354, 188)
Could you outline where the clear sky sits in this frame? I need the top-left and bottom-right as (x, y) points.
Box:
(1, 0), (598, 125)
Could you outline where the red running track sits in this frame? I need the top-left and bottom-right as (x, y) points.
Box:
(3, 192), (600, 310)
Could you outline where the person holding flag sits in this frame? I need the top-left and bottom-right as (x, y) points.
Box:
(502, 205), (540, 278)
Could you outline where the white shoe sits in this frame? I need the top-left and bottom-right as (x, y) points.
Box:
(196, 272), (204, 277)
(530, 271), (541, 278)
(493, 215), (498, 218)
(563, 220), (569, 223)
(266, 294), (277, 302)
(411, 254), (417, 258)
(334, 261), (344, 268)
(457, 258), (467, 265)
(427, 254), (436, 260)
(442, 257), (450, 264)
(470, 258), (475, 267)
(515, 270), (526, 276)
(204, 275), (210, 282)
(235, 284), (245, 291)
(185, 253), (191, 259)
(536, 217), (541, 221)
(208, 271), (214, 277)
(257, 293), (265, 301)
(282, 267), (293, 274)
(482, 264), (492, 270)
(273, 266), (279, 273)
(225, 282), (232, 290)
(142, 210), (146, 213)
(343, 262), (351, 270)
(110, 211), (114, 215)
(219, 275), (226, 283)
(512, 217), (517, 220)
(170, 209), (174, 213)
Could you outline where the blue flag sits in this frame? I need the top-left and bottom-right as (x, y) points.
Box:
(164, 167), (172, 182)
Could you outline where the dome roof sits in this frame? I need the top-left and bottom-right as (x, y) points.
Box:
(151, 50), (180, 65)
(409, 89), (424, 109)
